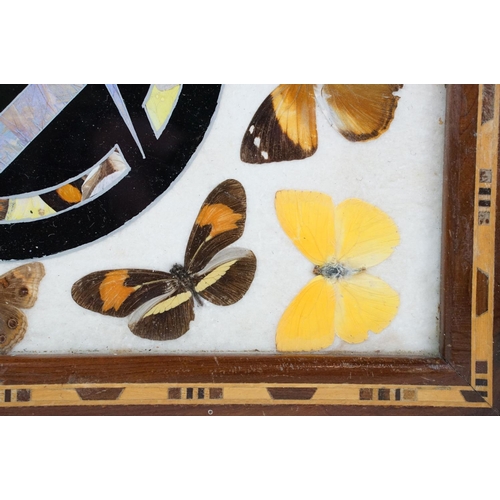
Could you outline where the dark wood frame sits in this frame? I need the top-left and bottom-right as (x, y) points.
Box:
(0, 84), (498, 415)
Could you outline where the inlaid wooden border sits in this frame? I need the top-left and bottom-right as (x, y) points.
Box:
(0, 85), (498, 416)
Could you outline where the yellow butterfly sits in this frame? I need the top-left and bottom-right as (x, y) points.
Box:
(275, 190), (400, 352)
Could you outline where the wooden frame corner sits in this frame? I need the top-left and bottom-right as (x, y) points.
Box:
(0, 84), (498, 415)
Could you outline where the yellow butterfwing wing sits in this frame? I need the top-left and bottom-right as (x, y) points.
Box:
(318, 84), (402, 141)
(334, 198), (400, 270)
(143, 84), (181, 137)
(334, 272), (399, 343)
(275, 190), (335, 266)
(276, 276), (335, 352)
(5, 196), (56, 221)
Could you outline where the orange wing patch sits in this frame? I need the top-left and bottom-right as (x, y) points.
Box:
(56, 184), (82, 204)
(196, 203), (242, 239)
(99, 270), (138, 312)
(272, 84), (317, 153)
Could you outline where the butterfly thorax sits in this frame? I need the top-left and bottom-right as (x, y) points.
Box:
(314, 262), (354, 280)
(169, 263), (203, 306)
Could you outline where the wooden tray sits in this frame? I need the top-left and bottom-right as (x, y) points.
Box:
(0, 84), (497, 415)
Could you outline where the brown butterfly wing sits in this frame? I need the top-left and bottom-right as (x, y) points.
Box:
(0, 303), (27, 354)
(194, 247), (257, 306)
(318, 84), (403, 141)
(81, 153), (121, 200)
(0, 199), (8, 220)
(128, 284), (195, 340)
(0, 262), (45, 354)
(184, 179), (248, 274)
(0, 262), (45, 308)
(240, 84), (318, 163)
(71, 269), (177, 318)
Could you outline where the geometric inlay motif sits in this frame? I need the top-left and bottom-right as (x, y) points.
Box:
(266, 388), (317, 400)
(76, 388), (124, 401)
(167, 387), (224, 400)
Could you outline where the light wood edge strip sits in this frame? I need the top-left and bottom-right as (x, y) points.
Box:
(0, 383), (489, 408)
(471, 84), (498, 405)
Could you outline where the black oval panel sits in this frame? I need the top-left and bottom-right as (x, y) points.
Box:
(0, 84), (221, 260)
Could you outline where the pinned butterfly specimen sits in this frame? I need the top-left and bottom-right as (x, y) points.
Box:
(275, 190), (400, 352)
(241, 84), (403, 164)
(71, 179), (257, 341)
(0, 262), (45, 354)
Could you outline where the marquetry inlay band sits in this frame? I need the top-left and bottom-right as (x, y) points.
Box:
(0, 383), (491, 408)
(470, 84), (499, 404)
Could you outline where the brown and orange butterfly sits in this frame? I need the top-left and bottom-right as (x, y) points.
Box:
(0, 262), (45, 354)
(240, 84), (403, 164)
(71, 179), (257, 341)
